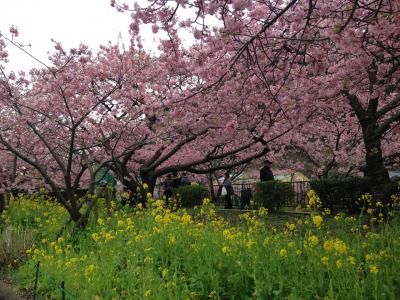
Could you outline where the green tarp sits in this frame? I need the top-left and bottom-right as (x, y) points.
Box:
(95, 167), (116, 187)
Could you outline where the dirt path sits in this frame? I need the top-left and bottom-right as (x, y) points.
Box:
(0, 278), (29, 300)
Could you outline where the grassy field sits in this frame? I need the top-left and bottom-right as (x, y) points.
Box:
(1, 193), (400, 299)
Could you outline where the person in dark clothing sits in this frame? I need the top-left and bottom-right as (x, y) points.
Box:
(180, 172), (191, 186)
(240, 188), (252, 210)
(163, 174), (174, 207)
(223, 172), (234, 209)
(172, 171), (181, 189)
(260, 160), (274, 181)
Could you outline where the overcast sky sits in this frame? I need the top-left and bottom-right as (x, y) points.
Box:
(0, 0), (158, 72)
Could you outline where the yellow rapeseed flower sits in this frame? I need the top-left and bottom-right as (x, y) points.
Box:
(279, 249), (288, 258)
(312, 215), (323, 228)
(181, 213), (192, 224)
(336, 259), (343, 268)
(161, 268), (169, 278)
(307, 189), (322, 208)
(321, 256), (329, 266)
(258, 207), (268, 216)
(85, 264), (95, 276)
(168, 235), (176, 245)
(286, 223), (296, 231)
(104, 232), (114, 241)
(91, 233), (100, 242)
(202, 198), (210, 206)
(246, 239), (256, 249)
(347, 256), (356, 265)
(154, 215), (163, 223)
(222, 246), (231, 255)
(333, 239), (348, 254)
(308, 235), (319, 246)
(370, 265), (379, 274)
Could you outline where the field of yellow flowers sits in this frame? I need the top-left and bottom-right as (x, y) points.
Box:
(1, 192), (400, 299)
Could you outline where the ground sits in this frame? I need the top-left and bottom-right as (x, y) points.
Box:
(0, 277), (25, 300)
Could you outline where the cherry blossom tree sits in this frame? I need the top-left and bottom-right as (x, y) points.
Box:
(95, 41), (310, 194)
(287, 1), (400, 186)
(0, 32), (141, 224)
(118, 0), (400, 187)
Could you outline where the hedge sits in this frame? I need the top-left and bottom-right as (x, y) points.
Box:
(254, 181), (295, 212)
(309, 177), (371, 213)
(173, 184), (209, 208)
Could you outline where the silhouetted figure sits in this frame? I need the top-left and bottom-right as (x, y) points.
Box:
(163, 174), (174, 207)
(240, 188), (252, 209)
(172, 171), (181, 189)
(180, 172), (191, 186)
(223, 172), (234, 209)
(260, 160), (274, 181)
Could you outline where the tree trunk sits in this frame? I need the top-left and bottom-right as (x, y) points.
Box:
(363, 130), (390, 185)
(69, 207), (82, 223)
(140, 171), (158, 206)
(12, 154), (17, 182)
(140, 173), (157, 193)
(73, 197), (97, 232)
(362, 126), (393, 219)
(0, 193), (4, 216)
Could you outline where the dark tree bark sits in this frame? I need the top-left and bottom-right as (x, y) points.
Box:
(362, 131), (390, 185)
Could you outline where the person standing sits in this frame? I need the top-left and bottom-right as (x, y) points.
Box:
(172, 171), (181, 189)
(180, 172), (191, 186)
(260, 160), (274, 181)
(223, 172), (234, 209)
(163, 174), (174, 207)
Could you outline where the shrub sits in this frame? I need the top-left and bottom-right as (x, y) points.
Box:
(310, 177), (371, 213)
(173, 184), (209, 208)
(254, 181), (295, 211)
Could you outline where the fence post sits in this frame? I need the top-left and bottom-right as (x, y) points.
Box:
(33, 261), (40, 300)
(60, 281), (66, 300)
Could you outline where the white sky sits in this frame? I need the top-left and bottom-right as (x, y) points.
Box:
(0, 0), (161, 72)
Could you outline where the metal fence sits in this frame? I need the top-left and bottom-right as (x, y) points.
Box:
(212, 181), (311, 208)
(154, 181), (311, 209)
